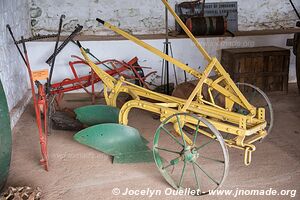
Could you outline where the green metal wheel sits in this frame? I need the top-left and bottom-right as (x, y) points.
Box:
(0, 79), (12, 191)
(153, 113), (229, 195)
(235, 82), (274, 139)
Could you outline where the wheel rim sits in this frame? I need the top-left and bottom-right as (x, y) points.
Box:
(153, 113), (229, 195)
(236, 83), (274, 138)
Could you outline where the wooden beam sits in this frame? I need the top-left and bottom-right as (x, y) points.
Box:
(31, 28), (300, 42)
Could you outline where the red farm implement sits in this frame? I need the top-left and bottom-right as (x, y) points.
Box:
(7, 17), (155, 170)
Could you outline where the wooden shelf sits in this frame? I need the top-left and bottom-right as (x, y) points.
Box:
(34, 28), (300, 42)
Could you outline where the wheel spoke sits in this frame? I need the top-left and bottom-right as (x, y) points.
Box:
(249, 89), (257, 102)
(192, 162), (201, 192)
(193, 120), (201, 145)
(155, 113), (228, 192)
(195, 139), (215, 151)
(155, 147), (181, 155)
(162, 156), (181, 170)
(194, 161), (220, 186)
(178, 160), (186, 188)
(161, 126), (184, 147)
(176, 115), (186, 147)
(199, 155), (225, 163)
(162, 163), (173, 170)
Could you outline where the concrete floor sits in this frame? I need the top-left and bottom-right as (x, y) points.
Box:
(5, 84), (300, 200)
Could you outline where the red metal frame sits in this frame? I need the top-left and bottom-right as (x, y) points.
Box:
(31, 55), (156, 171)
(23, 51), (49, 171)
(50, 56), (156, 106)
(51, 57), (142, 92)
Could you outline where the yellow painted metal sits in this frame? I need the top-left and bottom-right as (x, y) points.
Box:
(101, 20), (254, 113)
(181, 58), (216, 112)
(162, 0), (255, 114)
(102, 21), (202, 78)
(77, 1), (269, 166)
(78, 49), (267, 164)
(161, 0), (211, 62)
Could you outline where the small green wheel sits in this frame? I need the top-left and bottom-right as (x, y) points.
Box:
(153, 113), (229, 195)
(235, 82), (274, 138)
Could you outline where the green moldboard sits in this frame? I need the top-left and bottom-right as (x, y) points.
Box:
(0, 79), (12, 191)
(74, 124), (153, 163)
(74, 105), (120, 126)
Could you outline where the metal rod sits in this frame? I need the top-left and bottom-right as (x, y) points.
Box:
(161, 45), (166, 87)
(162, 0), (212, 62)
(201, 0), (205, 17)
(289, 0), (300, 20)
(16, 34), (58, 44)
(169, 44), (178, 86)
(47, 15), (65, 94)
(71, 40), (113, 70)
(165, 0), (170, 94)
(6, 25), (27, 65)
(46, 24), (83, 66)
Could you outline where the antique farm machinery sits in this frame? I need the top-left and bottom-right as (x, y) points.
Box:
(74, 0), (273, 194)
(7, 17), (155, 171)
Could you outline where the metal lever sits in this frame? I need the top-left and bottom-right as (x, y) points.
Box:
(46, 24), (83, 66)
(47, 14), (65, 94)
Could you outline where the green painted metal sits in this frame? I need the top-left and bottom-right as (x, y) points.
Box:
(153, 113), (229, 194)
(74, 123), (153, 163)
(75, 105), (120, 126)
(0, 79), (12, 191)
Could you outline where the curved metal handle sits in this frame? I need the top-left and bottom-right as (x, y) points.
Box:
(96, 18), (105, 25)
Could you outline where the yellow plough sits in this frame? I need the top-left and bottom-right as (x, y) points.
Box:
(75, 0), (272, 194)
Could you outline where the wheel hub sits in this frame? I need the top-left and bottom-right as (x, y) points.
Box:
(184, 146), (199, 163)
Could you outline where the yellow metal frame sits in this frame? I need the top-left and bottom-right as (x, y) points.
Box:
(78, 0), (268, 165)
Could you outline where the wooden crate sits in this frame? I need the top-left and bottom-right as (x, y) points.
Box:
(221, 46), (290, 92)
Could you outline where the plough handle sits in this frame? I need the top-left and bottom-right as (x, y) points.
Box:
(21, 36), (27, 54)
(46, 24), (83, 66)
(47, 14), (65, 94)
(96, 18), (105, 25)
(76, 41), (82, 48)
(72, 40), (113, 71)
(6, 24), (27, 65)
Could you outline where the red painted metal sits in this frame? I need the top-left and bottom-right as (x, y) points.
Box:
(50, 56), (154, 98)
(25, 54), (156, 171)
(24, 51), (49, 171)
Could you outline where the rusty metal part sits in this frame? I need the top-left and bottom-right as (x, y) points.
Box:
(51, 111), (84, 131)
(46, 24), (83, 66)
(15, 34), (58, 44)
(186, 16), (227, 35)
(0, 186), (42, 200)
(177, 0), (205, 16)
(47, 14), (65, 94)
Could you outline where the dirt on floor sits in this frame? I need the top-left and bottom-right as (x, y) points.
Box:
(4, 84), (300, 200)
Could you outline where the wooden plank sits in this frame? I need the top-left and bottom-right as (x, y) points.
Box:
(30, 28), (300, 42)
(221, 46), (290, 92)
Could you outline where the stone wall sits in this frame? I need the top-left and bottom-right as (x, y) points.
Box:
(29, 0), (300, 35)
(0, 0), (31, 126)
